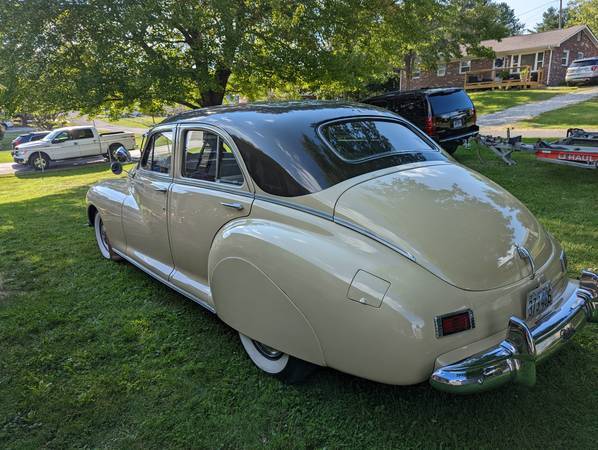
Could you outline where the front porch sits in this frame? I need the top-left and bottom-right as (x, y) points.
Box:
(464, 65), (546, 91)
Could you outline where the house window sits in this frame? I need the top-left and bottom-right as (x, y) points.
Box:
(459, 60), (471, 74)
(436, 64), (446, 77)
(562, 50), (570, 66)
(577, 32), (581, 42)
(577, 52), (584, 60)
(493, 57), (505, 69)
(534, 52), (544, 70)
(510, 55), (520, 73)
(412, 67), (421, 79)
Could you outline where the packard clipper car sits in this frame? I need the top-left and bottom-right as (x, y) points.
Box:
(86, 102), (598, 394)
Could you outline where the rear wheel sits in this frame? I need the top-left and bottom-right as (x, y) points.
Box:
(239, 333), (316, 384)
(29, 152), (50, 170)
(94, 212), (122, 261)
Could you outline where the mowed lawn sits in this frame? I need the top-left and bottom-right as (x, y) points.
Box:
(0, 152), (597, 448)
(0, 132), (20, 163)
(469, 86), (577, 115)
(518, 97), (598, 129)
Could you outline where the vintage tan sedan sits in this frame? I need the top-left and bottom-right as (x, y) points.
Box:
(86, 102), (598, 393)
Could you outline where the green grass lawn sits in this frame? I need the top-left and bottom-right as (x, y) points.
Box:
(517, 97), (598, 129)
(469, 86), (577, 116)
(0, 132), (20, 163)
(0, 154), (596, 448)
(104, 115), (165, 129)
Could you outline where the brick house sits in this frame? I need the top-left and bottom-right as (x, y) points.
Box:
(403, 25), (598, 90)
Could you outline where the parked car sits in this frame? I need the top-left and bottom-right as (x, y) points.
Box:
(11, 131), (51, 149)
(566, 57), (598, 85)
(87, 102), (597, 394)
(0, 122), (5, 140)
(13, 126), (136, 170)
(362, 88), (479, 154)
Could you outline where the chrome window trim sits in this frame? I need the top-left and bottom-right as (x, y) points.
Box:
(138, 125), (176, 178)
(316, 115), (443, 165)
(175, 123), (252, 193)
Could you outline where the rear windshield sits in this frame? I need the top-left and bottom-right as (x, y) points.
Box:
(428, 90), (473, 115)
(320, 119), (434, 162)
(570, 59), (598, 67)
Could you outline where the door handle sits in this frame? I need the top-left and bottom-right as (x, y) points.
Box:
(151, 185), (168, 193)
(220, 202), (244, 211)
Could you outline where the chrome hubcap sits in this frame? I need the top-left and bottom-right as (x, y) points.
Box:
(253, 340), (283, 360)
(34, 157), (46, 168)
(99, 220), (109, 248)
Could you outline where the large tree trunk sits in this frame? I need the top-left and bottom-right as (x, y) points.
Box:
(403, 52), (415, 91)
(199, 68), (232, 107)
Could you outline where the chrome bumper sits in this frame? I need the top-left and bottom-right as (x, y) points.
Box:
(430, 270), (598, 394)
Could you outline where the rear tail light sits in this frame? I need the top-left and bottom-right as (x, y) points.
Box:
(424, 116), (436, 136)
(435, 310), (475, 337)
(592, 65), (598, 71)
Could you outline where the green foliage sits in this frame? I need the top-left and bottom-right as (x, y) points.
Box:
(0, 155), (596, 448)
(535, 6), (570, 32)
(0, 0), (515, 114)
(569, 0), (598, 33)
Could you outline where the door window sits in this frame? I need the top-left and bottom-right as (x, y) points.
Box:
(182, 130), (243, 186)
(53, 131), (71, 143)
(71, 128), (94, 140)
(141, 131), (173, 174)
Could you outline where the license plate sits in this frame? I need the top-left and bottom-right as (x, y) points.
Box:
(453, 118), (463, 128)
(526, 282), (552, 319)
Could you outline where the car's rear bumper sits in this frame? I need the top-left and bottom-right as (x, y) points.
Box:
(437, 126), (480, 144)
(430, 270), (598, 394)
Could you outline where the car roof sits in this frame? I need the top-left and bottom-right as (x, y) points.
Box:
(572, 57), (598, 62)
(160, 101), (396, 138)
(362, 87), (464, 102)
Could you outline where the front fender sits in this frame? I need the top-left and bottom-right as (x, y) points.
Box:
(86, 179), (129, 252)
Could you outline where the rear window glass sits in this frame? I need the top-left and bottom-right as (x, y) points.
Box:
(570, 59), (598, 67)
(428, 90), (473, 115)
(320, 119), (434, 162)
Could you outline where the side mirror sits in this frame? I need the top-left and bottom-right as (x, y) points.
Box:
(111, 161), (123, 175)
(113, 146), (131, 163)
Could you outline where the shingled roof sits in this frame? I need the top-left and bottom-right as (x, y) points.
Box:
(481, 25), (597, 54)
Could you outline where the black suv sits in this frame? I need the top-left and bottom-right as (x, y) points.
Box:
(362, 88), (479, 154)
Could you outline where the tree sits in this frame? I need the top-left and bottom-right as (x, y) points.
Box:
(496, 2), (525, 35)
(535, 6), (570, 32)
(569, 0), (598, 33)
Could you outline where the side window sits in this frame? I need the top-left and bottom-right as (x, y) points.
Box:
(54, 131), (71, 143)
(182, 130), (243, 186)
(141, 131), (173, 174)
(71, 128), (94, 140)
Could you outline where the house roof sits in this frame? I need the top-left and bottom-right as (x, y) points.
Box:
(480, 25), (597, 54)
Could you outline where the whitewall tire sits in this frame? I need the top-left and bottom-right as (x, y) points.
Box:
(239, 333), (316, 383)
(94, 213), (122, 261)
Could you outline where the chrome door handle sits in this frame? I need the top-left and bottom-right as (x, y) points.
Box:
(151, 186), (168, 193)
(220, 202), (244, 211)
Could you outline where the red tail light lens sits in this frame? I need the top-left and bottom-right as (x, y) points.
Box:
(435, 310), (474, 337)
(592, 65), (598, 71)
(424, 116), (435, 136)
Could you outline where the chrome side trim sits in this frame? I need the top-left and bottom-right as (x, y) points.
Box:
(113, 248), (216, 314)
(430, 270), (598, 394)
(334, 217), (417, 262)
(253, 195), (334, 221)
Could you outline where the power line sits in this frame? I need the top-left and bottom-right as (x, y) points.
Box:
(518, 0), (560, 18)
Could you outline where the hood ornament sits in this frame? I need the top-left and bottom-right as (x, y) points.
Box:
(516, 245), (536, 280)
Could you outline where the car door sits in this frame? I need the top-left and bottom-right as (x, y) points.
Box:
(72, 127), (98, 157)
(122, 126), (175, 279)
(49, 130), (80, 159)
(168, 124), (254, 305)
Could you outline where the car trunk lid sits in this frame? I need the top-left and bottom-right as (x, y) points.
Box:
(334, 163), (552, 291)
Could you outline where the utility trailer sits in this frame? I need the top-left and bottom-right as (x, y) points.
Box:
(471, 128), (598, 169)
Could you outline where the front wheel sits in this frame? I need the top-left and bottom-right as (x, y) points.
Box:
(239, 333), (316, 384)
(29, 152), (50, 170)
(94, 212), (122, 261)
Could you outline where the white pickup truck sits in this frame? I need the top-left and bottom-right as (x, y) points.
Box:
(12, 126), (136, 170)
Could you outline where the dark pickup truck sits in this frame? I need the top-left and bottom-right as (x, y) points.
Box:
(362, 88), (479, 154)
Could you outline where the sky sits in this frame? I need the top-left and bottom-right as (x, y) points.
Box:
(502, 0), (571, 31)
